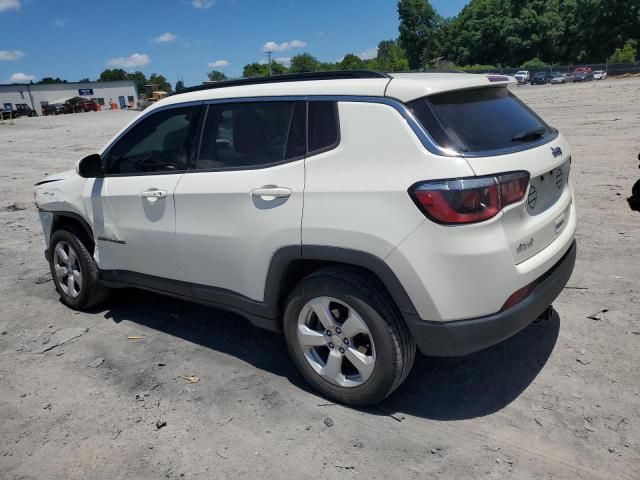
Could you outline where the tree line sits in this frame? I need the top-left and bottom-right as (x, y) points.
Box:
(397, 0), (639, 70)
(233, 0), (639, 78)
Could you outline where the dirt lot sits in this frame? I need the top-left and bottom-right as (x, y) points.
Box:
(1, 79), (639, 480)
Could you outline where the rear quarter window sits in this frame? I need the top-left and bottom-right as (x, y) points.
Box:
(407, 87), (553, 154)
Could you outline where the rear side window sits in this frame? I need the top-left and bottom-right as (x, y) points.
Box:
(407, 87), (552, 154)
(308, 101), (339, 153)
(197, 101), (303, 170)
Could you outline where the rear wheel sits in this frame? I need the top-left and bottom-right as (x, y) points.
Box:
(49, 228), (110, 310)
(283, 267), (415, 406)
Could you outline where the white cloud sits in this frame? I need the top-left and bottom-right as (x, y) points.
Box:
(153, 32), (177, 44)
(0, 50), (24, 61)
(192, 0), (213, 8)
(208, 59), (229, 68)
(8, 72), (35, 83)
(357, 47), (378, 60)
(0, 0), (20, 12)
(106, 53), (151, 68)
(54, 18), (68, 27)
(262, 39), (306, 52)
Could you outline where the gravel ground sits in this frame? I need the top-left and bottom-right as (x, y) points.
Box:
(1, 79), (639, 480)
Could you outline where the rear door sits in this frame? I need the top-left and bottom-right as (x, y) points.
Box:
(174, 100), (306, 302)
(407, 86), (573, 264)
(93, 104), (200, 279)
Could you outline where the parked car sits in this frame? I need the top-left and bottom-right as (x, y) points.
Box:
(34, 71), (576, 406)
(14, 103), (37, 117)
(550, 72), (571, 84)
(0, 103), (37, 119)
(573, 71), (594, 82)
(64, 97), (98, 113)
(42, 103), (66, 116)
(514, 70), (531, 84)
(572, 67), (594, 82)
(531, 71), (552, 85)
(593, 70), (608, 80)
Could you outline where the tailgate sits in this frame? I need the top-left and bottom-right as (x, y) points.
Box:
(464, 135), (572, 264)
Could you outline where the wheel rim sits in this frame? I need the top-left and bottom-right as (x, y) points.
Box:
(52, 241), (83, 298)
(297, 296), (376, 388)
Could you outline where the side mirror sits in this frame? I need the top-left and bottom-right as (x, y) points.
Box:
(78, 154), (103, 178)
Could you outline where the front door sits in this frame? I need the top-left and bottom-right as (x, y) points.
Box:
(91, 104), (200, 279)
(175, 100), (306, 302)
(118, 96), (126, 110)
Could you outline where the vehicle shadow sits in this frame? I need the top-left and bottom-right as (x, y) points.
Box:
(379, 311), (559, 420)
(101, 288), (559, 421)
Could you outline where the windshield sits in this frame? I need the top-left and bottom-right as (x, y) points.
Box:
(407, 87), (554, 154)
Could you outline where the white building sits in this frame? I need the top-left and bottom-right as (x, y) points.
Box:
(0, 80), (138, 116)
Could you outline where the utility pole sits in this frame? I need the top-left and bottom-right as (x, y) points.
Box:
(266, 51), (273, 76)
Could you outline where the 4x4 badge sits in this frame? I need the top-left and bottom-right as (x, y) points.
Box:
(551, 146), (563, 158)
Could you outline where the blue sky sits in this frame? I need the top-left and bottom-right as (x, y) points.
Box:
(0, 0), (468, 86)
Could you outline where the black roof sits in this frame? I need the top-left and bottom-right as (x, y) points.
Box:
(173, 70), (390, 96)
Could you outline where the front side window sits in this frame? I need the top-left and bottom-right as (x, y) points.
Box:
(106, 106), (197, 175)
(197, 101), (304, 170)
(408, 87), (553, 154)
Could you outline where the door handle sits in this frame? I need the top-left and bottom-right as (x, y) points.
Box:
(141, 189), (167, 205)
(251, 186), (292, 199)
(141, 189), (167, 199)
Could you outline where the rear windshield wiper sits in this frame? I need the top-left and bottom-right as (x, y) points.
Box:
(511, 127), (547, 142)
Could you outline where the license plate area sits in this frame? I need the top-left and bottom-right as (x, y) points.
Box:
(526, 160), (569, 216)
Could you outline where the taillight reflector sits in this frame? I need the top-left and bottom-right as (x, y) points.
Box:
(501, 285), (530, 311)
(410, 171), (530, 225)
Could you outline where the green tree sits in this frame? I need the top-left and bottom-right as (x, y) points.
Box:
(148, 73), (172, 93)
(520, 57), (548, 69)
(243, 62), (269, 77)
(175, 80), (185, 92)
(376, 39), (410, 71)
(289, 53), (320, 73)
(398, 0), (443, 69)
(207, 70), (228, 81)
(339, 53), (365, 70)
(78, 77), (91, 83)
(98, 69), (128, 82)
(37, 77), (67, 84)
(125, 71), (148, 94)
(609, 39), (637, 63)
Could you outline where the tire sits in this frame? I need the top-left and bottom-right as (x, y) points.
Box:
(283, 267), (416, 406)
(49, 227), (111, 310)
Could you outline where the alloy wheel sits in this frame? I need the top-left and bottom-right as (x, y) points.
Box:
(297, 296), (376, 388)
(52, 241), (83, 298)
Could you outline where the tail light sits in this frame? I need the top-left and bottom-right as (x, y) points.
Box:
(410, 171), (530, 224)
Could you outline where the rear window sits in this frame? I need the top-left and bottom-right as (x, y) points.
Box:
(407, 87), (553, 154)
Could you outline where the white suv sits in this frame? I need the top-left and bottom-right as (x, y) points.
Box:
(34, 71), (576, 406)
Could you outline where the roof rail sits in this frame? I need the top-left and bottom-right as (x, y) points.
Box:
(172, 70), (390, 96)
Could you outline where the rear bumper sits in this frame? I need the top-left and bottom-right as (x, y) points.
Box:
(408, 240), (576, 357)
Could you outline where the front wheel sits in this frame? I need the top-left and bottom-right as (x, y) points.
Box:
(49, 228), (111, 310)
(283, 267), (415, 406)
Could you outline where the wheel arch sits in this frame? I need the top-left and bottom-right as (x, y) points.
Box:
(265, 246), (419, 329)
(49, 211), (95, 253)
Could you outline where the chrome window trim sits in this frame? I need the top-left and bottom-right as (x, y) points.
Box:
(102, 95), (558, 161)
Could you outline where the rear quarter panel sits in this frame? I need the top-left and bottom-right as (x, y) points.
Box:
(302, 101), (475, 259)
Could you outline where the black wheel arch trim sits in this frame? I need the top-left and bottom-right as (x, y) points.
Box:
(41, 210), (95, 259)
